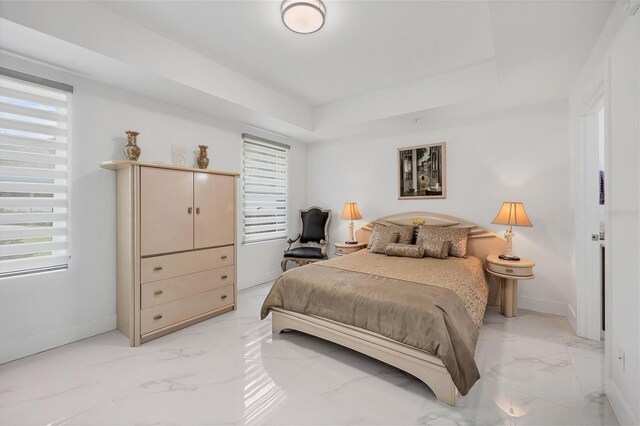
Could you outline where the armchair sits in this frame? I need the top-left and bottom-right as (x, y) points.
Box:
(281, 206), (332, 272)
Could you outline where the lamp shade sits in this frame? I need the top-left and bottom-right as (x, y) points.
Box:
(341, 202), (363, 220)
(492, 202), (533, 227)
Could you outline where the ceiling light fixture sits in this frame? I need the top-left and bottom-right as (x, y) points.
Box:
(281, 0), (326, 34)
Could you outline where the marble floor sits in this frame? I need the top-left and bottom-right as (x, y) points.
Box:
(0, 282), (618, 426)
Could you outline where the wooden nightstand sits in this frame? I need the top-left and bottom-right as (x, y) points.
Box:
(334, 242), (367, 256)
(485, 254), (535, 318)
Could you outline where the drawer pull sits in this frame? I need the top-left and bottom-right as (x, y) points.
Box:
(221, 275), (228, 280)
(153, 266), (163, 271)
(153, 314), (163, 321)
(221, 255), (228, 260)
(196, 207), (201, 214)
(154, 290), (163, 296)
(221, 294), (228, 300)
(188, 207), (193, 214)
(506, 268), (514, 273)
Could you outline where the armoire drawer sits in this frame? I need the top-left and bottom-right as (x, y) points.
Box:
(141, 246), (234, 283)
(141, 266), (234, 309)
(140, 285), (234, 335)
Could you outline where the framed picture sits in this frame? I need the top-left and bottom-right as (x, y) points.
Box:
(398, 142), (446, 199)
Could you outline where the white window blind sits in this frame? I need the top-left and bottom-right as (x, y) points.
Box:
(242, 134), (289, 244)
(0, 70), (72, 277)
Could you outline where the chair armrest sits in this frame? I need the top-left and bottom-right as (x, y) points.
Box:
(285, 234), (301, 252)
(320, 239), (328, 256)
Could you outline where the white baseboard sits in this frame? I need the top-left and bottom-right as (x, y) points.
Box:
(606, 378), (638, 425)
(0, 314), (117, 364)
(238, 269), (281, 291)
(519, 295), (570, 317)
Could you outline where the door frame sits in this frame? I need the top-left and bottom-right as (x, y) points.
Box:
(573, 59), (612, 344)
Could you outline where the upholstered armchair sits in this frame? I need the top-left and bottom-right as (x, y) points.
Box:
(281, 206), (332, 272)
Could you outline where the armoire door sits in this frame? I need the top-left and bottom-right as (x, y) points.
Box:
(140, 167), (194, 256)
(193, 173), (235, 249)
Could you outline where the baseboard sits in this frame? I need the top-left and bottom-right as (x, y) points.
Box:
(0, 314), (117, 364)
(606, 378), (638, 425)
(566, 304), (577, 333)
(519, 295), (570, 317)
(238, 268), (281, 291)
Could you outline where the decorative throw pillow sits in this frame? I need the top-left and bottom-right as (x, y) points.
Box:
(368, 224), (400, 254)
(393, 225), (415, 245)
(367, 223), (414, 246)
(385, 243), (424, 259)
(416, 226), (469, 258)
(422, 240), (450, 259)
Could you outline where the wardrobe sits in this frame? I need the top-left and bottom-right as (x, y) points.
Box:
(101, 160), (239, 346)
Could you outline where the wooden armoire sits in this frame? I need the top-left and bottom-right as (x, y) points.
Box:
(101, 160), (239, 346)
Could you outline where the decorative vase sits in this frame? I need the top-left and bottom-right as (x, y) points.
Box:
(196, 145), (209, 169)
(124, 130), (141, 161)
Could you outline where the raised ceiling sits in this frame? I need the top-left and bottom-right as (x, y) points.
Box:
(0, 1), (615, 142)
(97, 1), (496, 107)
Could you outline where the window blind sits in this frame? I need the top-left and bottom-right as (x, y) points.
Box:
(242, 135), (289, 244)
(0, 71), (71, 277)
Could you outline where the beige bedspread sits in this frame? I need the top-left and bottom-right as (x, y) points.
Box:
(260, 250), (489, 395)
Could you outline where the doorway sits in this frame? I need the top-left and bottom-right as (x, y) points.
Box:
(576, 92), (610, 342)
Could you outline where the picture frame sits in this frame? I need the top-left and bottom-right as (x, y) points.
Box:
(398, 142), (446, 199)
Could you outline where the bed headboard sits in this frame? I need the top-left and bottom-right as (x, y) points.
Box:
(355, 211), (505, 263)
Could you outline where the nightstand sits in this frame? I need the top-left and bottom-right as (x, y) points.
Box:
(485, 254), (535, 318)
(334, 242), (367, 256)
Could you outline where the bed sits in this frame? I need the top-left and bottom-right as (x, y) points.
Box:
(260, 212), (505, 406)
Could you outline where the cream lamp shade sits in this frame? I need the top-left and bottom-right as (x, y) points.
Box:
(341, 202), (362, 244)
(341, 202), (363, 221)
(491, 202), (532, 261)
(492, 202), (533, 227)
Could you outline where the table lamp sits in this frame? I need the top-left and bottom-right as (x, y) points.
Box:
(341, 202), (363, 244)
(491, 201), (533, 261)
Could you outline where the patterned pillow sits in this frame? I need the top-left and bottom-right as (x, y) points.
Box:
(385, 243), (424, 259)
(416, 226), (469, 258)
(422, 240), (450, 259)
(368, 224), (414, 246)
(368, 224), (400, 254)
(393, 225), (415, 245)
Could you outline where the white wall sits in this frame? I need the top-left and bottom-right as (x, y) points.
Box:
(307, 100), (573, 316)
(0, 54), (307, 363)
(569, 6), (639, 424)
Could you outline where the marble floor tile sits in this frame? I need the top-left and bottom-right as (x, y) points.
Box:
(0, 346), (111, 426)
(564, 336), (605, 360)
(417, 379), (596, 426)
(285, 354), (433, 425)
(160, 373), (364, 426)
(483, 350), (591, 412)
(0, 282), (618, 426)
(58, 400), (133, 426)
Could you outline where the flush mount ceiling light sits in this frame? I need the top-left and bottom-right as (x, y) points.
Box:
(281, 0), (326, 34)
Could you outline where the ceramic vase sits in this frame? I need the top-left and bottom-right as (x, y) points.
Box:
(124, 130), (141, 161)
(197, 145), (209, 169)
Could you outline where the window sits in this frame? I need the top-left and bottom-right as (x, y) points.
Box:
(242, 134), (289, 244)
(0, 69), (72, 277)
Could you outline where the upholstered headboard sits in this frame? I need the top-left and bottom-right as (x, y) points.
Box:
(355, 212), (505, 305)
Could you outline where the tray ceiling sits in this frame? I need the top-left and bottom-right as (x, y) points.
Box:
(0, 0), (615, 142)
